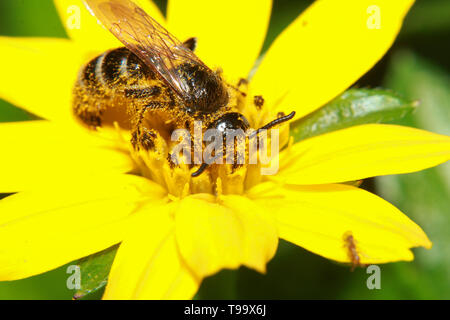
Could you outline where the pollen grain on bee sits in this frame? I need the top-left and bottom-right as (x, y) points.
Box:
(169, 121), (280, 176)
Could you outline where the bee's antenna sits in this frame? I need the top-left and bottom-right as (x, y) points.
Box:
(191, 163), (209, 177)
(191, 151), (225, 177)
(250, 111), (296, 138)
(259, 111), (296, 131)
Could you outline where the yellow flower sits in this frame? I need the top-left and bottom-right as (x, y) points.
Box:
(0, 0), (449, 300)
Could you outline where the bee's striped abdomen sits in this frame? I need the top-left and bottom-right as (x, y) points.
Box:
(79, 47), (156, 89)
(73, 47), (165, 128)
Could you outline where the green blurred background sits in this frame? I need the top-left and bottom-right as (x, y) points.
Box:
(0, 0), (448, 299)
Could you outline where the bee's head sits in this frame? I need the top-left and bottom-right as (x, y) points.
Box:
(175, 62), (229, 114)
(191, 111), (296, 177)
(209, 112), (250, 134)
(191, 112), (249, 178)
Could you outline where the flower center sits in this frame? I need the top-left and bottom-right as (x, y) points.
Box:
(105, 83), (290, 198)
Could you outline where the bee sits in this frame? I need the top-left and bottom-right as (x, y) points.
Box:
(73, 0), (295, 176)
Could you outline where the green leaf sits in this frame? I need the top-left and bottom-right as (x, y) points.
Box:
(0, 99), (38, 123)
(73, 245), (119, 300)
(0, 0), (66, 38)
(290, 88), (416, 142)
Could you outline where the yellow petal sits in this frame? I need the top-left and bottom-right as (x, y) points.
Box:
(275, 124), (450, 185)
(175, 195), (278, 278)
(248, 182), (431, 264)
(251, 0), (414, 118)
(0, 174), (165, 280)
(0, 37), (87, 123)
(53, 0), (165, 52)
(167, 0), (272, 82)
(0, 121), (135, 192)
(103, 204), (200, 300)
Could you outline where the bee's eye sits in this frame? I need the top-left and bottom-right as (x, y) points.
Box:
(210, 112), (250, 133)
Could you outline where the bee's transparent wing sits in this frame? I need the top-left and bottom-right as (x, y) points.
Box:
(83, 0), (206, 99)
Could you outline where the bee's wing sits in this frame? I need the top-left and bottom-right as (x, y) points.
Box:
(83, 0), (206, 99)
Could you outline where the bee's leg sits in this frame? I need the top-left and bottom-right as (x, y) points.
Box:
(237, 78), (248, 88)
(228, 78), (248, 103)
(132, 101), (168, 127)
(183, 37), (197, 52)
(131, 125), (158, 150)
(130, 101), (169, 150)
